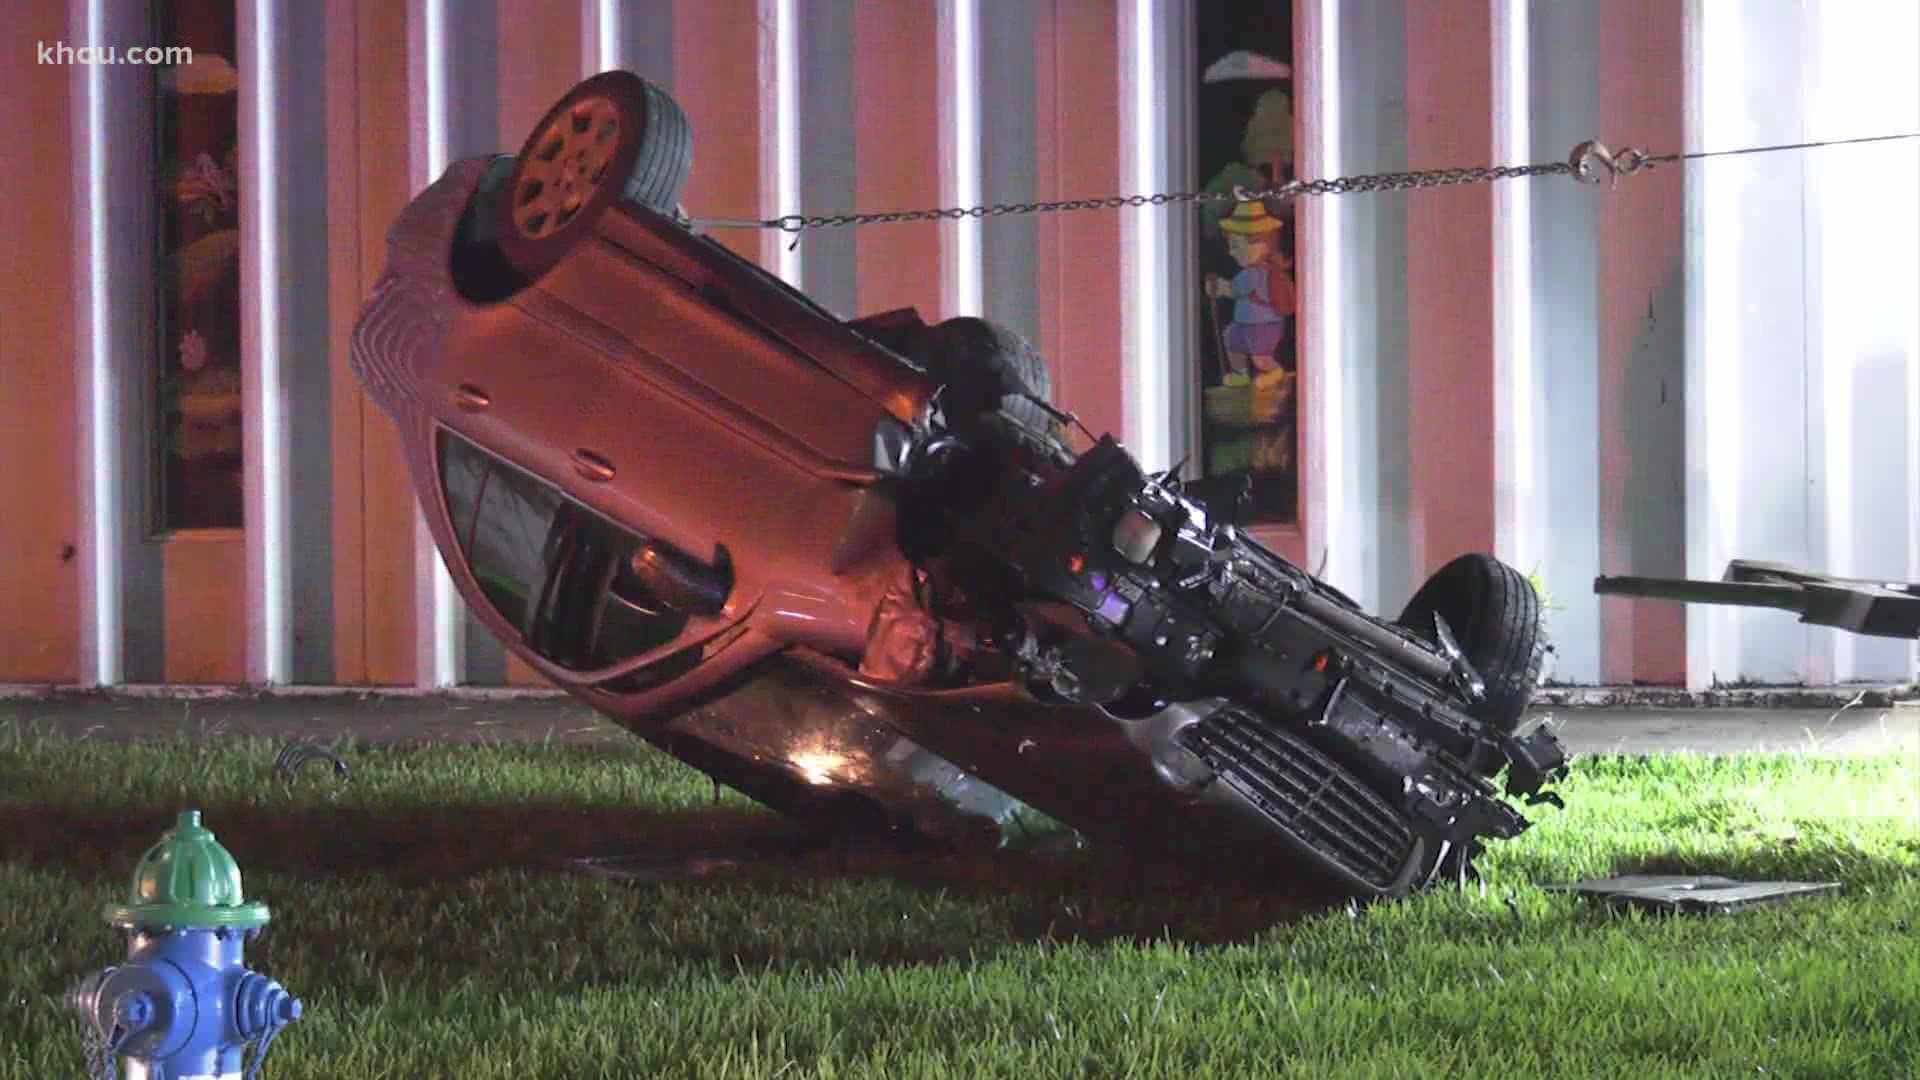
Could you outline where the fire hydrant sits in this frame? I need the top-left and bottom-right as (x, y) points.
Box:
(66, 810), (303, 1080)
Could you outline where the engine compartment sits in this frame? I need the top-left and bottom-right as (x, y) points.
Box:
(861, 399), (1570, 893)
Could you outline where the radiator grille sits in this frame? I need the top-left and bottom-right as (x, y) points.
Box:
(1179, 708), (1415, 889)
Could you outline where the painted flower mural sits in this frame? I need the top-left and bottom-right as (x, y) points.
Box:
(179, 330), (208, 371)
(173, 148), (237, 224)
(155, 0), (244, 530)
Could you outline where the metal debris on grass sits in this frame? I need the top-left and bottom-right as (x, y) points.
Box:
(558, 852), (748, 883)
(1544, 874), (1840, 915)
(272, 741), (351, 783)
(555, 834), (836, 883)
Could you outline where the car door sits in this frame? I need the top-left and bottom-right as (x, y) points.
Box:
(430, 295), (726, 687)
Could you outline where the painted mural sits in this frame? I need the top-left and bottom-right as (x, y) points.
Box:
(155, 0), (244, 531)
(1196, 2), (1296, 524)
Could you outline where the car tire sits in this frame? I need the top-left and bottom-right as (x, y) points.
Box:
(1396, 553), (1544, 733)
(492, 70), (692, 285)
(450, 155), (523, 302)
(920, 317), (1057, 436)
(616, 78), (693, 214)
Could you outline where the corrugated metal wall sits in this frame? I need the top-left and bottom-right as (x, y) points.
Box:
(10, 0), (1916, 689)
(1682, 0), (1920, 688)
(32, 0), (1130, 688)
(1311, 0), (1917, 689)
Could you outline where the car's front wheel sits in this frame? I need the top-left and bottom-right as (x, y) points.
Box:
(1396, 553), (1546, 733)
(918, 317), (1060, 439)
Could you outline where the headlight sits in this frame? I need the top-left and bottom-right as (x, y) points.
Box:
(1112, 508), (1163, 565)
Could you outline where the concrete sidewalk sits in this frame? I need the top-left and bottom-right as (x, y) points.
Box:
(0, 689), (1915, 760)
(1533, 703), (1919, 757)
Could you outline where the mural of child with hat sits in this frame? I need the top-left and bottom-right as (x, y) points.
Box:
(1206, 200), (1295, 384)
(1205, 200), (1296, 474)
(1195, 3), (1298, 523)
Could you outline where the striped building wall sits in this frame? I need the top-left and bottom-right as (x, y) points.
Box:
(3, 0), (1915, 690)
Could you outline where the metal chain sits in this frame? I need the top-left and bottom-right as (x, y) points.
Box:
(82, 1020), (127, 1080)
(688, 145), (1588, 237)
(243, 1021), (284, 1080)
(82, 1019), (104, 1080)
(688, 131), (1919, 238)
(760, 156), (1580, 236)
(78, 1005), (284, 1080)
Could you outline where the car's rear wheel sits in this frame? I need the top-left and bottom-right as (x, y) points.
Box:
(1396, 553), (1545, 733)
(492, 70), (692, 285)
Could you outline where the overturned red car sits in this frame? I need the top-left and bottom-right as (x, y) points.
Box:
(350, 71), (1567, 898)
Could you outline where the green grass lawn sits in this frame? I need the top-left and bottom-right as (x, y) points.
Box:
(1, 726), (1915, 1079)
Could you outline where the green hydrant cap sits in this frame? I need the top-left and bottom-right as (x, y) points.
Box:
(104, 810), (271, 930)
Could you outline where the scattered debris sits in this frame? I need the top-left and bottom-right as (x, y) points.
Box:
(1544, 874), (1840, 915)
(272, 741), (351, 784)
(1597, 560), (1920, 641)
(560, 853), (744, 883)
(555, 834), (833, 884)
(1823, 689), (1871, 725)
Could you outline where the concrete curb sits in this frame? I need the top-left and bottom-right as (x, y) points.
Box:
(0, 683), (570, 702)
(1533, 684), (1919, 709)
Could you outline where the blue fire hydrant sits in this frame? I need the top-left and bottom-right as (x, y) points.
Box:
(66, 810), (303, 1080)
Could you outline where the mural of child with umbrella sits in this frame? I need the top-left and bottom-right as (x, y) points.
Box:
(1194, 3), (1298, 524)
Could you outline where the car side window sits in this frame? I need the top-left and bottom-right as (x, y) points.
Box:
(437, 432), (689, 672)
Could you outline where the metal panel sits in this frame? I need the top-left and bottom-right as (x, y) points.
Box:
(1597, 0), (1687, 687)
(937, 0), (982, 318)
(1326, 0), (1409, 615)
(759, 0), (801, 286)
(979, 0), (1041, 345)
(673, 0), (764, 265)
(852, 0), (942, 320)
(283, 0), (338, 683)
(354, 0), (420, 686)
(796, 0), (857, 318)
(1297, 0), (1338, 582)
(407, 0), (504, 687)
(242, 0), (338, 684)
(0, 0), (81, 683)
(72, 0), (168, 686)
(1686, 0), (1812, 687)
(1526, 0), (1602, 684)
(1402, 0), (1495, 594)
(584, 0), (674, 81)
(1118, 0), (1169, 471)
(1803, 1), (1920, 683)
